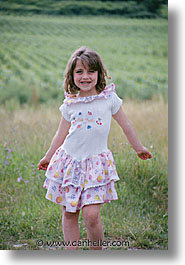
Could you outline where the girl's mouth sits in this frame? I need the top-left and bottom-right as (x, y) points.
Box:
(80, 81), (91, 85)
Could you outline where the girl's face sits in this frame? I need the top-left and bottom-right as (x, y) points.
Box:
(73, 59), (98, 97)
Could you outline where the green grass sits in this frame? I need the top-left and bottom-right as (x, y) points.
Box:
(0, 14), (168, 106)
(0, 101), (168, 250)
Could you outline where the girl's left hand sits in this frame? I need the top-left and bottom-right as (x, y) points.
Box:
(136, 147), (152, 160)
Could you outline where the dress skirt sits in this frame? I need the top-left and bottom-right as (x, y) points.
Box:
(43, 146), (119, 212)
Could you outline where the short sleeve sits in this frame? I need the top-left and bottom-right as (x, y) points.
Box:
(111, 92), (123, 115)
(59, 103), (70, 122)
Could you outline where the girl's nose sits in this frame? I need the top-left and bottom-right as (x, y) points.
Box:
(82, 71), (89, 79)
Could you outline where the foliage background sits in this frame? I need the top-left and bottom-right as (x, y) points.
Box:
(0, 0), (168, 17)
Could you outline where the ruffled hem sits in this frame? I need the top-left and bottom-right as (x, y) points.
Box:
(45, 147), (119, 191)
(44, 144), (119, 212)
(63, 83), (115, 105)
(43, 179), (118, 212)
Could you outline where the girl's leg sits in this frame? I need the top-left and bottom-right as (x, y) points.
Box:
(82, 204), (104, 250)
(62, 206), (80, 250)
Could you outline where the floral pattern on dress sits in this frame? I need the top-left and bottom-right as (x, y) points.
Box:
(71, 110), (103, 131)
(43, 148), (119, 212)
(43, 179), (118, 212)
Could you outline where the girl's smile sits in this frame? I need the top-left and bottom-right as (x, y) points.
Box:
(73, 59), (98, 97)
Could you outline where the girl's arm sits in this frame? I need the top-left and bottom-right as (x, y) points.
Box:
(38, 117), (71, 170)
(112, 107), (152, 160)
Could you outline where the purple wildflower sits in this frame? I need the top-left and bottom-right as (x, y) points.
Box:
(24, 180), (29, 183)
(17, 177), (22, 182)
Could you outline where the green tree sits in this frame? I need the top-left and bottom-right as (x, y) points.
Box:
(136, 0), (167, 13)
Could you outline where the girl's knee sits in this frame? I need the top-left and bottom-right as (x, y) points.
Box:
(82, 205), (101, 228)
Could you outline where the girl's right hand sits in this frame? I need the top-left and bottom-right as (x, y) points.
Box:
(38, 157), (50, 171)
(136, 146), (152, 160)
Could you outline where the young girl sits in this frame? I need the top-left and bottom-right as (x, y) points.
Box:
(38, 46), (152, 250)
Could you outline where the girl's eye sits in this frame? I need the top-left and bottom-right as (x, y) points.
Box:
(74, 69), (96, 74)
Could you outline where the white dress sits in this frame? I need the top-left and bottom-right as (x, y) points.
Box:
(43, 83), (123, 212)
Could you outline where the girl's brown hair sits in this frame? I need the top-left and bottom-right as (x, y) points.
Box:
(64, 46), (110, 94)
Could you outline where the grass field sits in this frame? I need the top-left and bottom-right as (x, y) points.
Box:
(0, 99), (168, 250)
(0, 13), (168, 250)
(0, 14), (168, 105)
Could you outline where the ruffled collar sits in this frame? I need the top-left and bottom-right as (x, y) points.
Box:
(63, 83), (115, 105)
